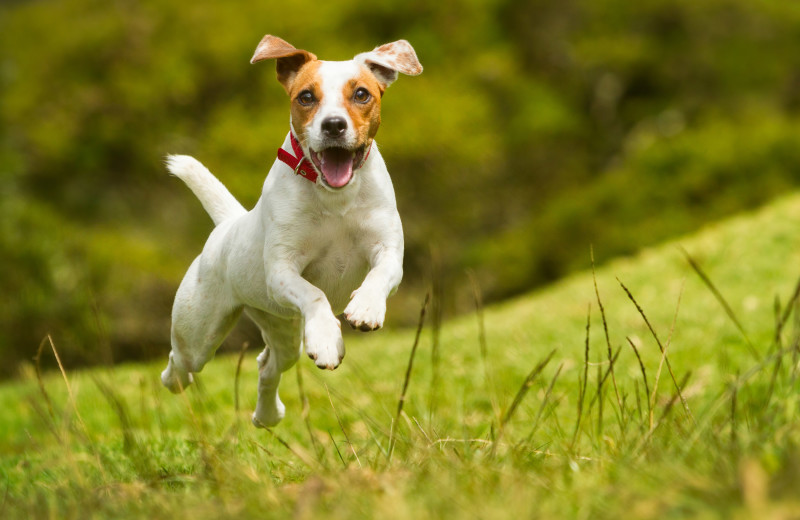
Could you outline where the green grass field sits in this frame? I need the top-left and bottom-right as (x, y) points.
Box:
(2, 194), (800, 519)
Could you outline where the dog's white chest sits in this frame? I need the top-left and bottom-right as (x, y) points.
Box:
(300, 221), (369, 313)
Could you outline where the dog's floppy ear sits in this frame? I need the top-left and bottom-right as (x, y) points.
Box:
(355, 40), (423, 89)
(251, 35), (317, 92)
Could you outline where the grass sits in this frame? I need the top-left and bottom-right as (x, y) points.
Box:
(2, 193), (800, 519)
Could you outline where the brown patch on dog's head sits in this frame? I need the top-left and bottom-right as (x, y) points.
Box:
(343, 69), (384, 144)
(286, 61), (324, 141)
(250, 35), (317, 93)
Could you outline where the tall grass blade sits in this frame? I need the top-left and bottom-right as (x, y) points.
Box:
(388, 292), (430, 461)
(596, 357), (603, 440)
(591, 247), (623, 417)
(681, 247), (759, 360)
(776, 275), (800, 339)
(326, 383), (361, 468)
(501, 349), (557, 429)
(570, 304), (591, 449)
(636, 371), (692, 453)
(412, 416), (434, 445)
(766, 297), (784, 407)
(47, 335), (94, 443)
(492, 349), (556, 456)
(634, 380), (643, 424)
(33, 336), (56, 424)
(654, 370), (691, 428)
(764, 276), (800, 403)
(42, 335), (109, 484)
(626, 337), (651, 422)
(617, 278), (693, 423)
(328, 430), (347, 468)
(525, 362), (563, 443)
(587, 346), (622, 410)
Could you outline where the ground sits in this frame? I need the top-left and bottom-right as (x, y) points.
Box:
(1, 194), (800, 519)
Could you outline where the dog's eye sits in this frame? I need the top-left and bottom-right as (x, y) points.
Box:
(353, 87), (371, 104)
(297, 90), (316, 106)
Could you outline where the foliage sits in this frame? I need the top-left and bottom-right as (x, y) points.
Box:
(2, 193), (800, 518)
(2, 0), (800, 370)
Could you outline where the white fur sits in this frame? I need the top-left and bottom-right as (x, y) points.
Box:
(305, 61), (364, 152)
(161, 110), (404, 428)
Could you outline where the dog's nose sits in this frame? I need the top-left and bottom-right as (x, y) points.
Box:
(321, 116), (347, 138)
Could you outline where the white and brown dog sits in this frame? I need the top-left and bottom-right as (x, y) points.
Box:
(160, 35), (422, 427)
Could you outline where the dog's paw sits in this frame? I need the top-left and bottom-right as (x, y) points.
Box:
(252, 399), (285, 428)
(304, 315), (345, 370)
(161, 361), (194, 393)
(344, 288), (386, 332)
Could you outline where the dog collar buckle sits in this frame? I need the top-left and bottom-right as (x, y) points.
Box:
(277, 133), (319, 183)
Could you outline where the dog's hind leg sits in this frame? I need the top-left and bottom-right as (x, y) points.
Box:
(161, 257), (243, 393)
(246, 309), (301, 427)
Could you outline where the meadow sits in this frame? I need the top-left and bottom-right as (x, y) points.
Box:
(1, 193), (799, 519)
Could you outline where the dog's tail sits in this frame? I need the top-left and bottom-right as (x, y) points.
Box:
(166, 155), (247, 226)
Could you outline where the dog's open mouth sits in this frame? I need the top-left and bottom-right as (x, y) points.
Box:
(309, 146), (367, 189)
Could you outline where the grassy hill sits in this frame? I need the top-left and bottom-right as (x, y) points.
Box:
(1, 194), (799, 519)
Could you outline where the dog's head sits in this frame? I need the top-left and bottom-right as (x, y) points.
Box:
(251, 35), (422, 190)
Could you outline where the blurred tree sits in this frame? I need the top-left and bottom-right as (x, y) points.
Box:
(1, 0), (800, 376)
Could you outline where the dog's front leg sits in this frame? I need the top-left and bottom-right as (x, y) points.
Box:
(345, 246), (403, 331)
(267, 266), (345, 370)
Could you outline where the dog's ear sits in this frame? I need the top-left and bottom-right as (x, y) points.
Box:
(355, 40), (423, 89)
(251, 35), (317, 92)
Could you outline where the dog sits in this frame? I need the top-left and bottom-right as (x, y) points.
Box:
(160, 35), (422, 428)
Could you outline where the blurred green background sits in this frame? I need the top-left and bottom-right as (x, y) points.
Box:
(2, 0), (800, 377)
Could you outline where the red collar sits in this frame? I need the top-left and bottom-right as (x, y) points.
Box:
(277, 132), (319, 183)
(276, 132), (373, 184)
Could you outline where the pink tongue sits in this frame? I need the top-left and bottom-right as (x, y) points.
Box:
(321, 148), (354, 188)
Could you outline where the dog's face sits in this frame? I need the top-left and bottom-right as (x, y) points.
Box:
(286, 60), (383, 189)
(251, 36), (422, 190)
